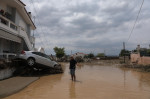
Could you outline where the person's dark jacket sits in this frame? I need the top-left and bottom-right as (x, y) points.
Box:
(69, 59), (77, 69)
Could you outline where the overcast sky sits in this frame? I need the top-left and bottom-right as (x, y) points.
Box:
(22, 0), (150, 55)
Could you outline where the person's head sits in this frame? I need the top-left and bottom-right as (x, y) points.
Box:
(70, 56), (74, 60)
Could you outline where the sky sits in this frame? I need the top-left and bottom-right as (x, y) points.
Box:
(22, 0), (150, 55)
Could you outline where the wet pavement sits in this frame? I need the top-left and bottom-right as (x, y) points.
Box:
(4, 63), (150, 99)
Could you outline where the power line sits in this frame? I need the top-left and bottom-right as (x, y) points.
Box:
(127, 0), (145, 41)
(29, 1), (49, 51)
(30, 0), (52, 53)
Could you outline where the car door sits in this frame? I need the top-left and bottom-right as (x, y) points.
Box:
(41, 53), (55, 67)
(32, 52), (45, 65)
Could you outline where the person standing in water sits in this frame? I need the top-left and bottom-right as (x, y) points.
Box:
(69, 57), (77, 81)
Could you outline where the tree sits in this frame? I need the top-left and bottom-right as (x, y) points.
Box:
(88, 53), (94, 58)
(53, 47), (65, 59)
(96, 53), (105, 57)
(119, 49), (130, 56)
(147, 49), (150, 55)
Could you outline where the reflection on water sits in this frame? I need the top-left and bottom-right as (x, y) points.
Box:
(69, 82), (76, 99)
(4, 63), (150, 99)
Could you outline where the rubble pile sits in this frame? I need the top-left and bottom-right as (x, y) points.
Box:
(12, 60), (63, 76)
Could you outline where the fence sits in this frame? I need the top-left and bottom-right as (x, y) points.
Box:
(0, 53), (16, 62)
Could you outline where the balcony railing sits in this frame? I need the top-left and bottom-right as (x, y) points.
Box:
(0, 15), (18, 31)
(0, 15), (35, 50)
(0, 53), (16, 62)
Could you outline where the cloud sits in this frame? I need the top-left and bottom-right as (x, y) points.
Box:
(22, 0), (150, 55)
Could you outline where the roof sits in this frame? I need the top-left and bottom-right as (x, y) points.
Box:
(18, 0), (36, 29)
(18, 0), (26, 6)
(15, 0), (36, 29)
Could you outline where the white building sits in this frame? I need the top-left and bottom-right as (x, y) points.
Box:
(72, 52), (87, 59)
(0, 0), (36, 55)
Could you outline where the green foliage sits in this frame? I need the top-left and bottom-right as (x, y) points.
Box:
(96, 53), (105, 57)
(147, 49), (150, 55)
(119, 49), (130, 56)
(140, 49), (150, 56)
(53, 47), (65, 58)
(88, 53), (94, 58)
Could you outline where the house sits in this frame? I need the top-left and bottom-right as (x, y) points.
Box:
(38, 47), (45, 53)
(0, 0), (36, 58)
(131, 45), (150, 65)
(72, 52), (87, 59)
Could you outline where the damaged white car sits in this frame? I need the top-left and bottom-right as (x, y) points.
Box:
(17, 51), (61, 69)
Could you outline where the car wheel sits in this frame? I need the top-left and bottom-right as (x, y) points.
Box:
(27, 58), (35, 66)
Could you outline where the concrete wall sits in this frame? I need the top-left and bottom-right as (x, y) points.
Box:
(131, 53), (150, 65)
(0, 38), (21, 53)
(0, 68), (15, 80)
(2, 39), (10, 53)
(130, 54), (140, 63)
(140, 57), (150, 65)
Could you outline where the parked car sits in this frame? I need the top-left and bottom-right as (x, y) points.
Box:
(16, 51), (61, 69)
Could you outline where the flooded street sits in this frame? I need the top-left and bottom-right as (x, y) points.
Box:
(4, 63), (150, 99)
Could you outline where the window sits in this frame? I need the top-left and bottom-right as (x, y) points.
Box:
(41, 53), (51, 60)
(7, 6), (12, 15)
(32, 52), (41, 56)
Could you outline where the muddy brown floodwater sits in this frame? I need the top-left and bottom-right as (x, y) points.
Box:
(4, 63), (150, 99)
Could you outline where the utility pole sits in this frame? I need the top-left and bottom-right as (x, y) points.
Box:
(71, 50), (72, 55)
(104, 49), (106, 57)
(123, 42), (125, 63)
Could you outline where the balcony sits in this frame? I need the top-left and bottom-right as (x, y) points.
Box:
(18, 27), (33, 50)
(0, 15), (34, 51)
(0, 15), (18, 32)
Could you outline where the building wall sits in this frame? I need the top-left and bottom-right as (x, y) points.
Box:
(0, 2), (7, 11)
(0, 2), (16, 22)
(2, 39), (10, 53)
(140, 57), (150, 65)
(131, 53), (150, 65)
(15, 11), (27, 30)
(130, 54), (140, 63)
(0, 0), (33, 52)
(0, 38), (21, 53)
(15, 11), (31, 38)
(26, 24), (31, 37)
(72, 53), (86, 58)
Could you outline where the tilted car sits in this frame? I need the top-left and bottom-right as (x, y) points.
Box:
(17, 51), (61, 69)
